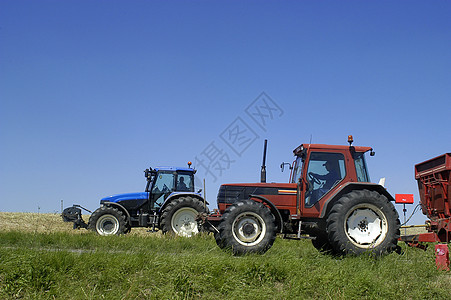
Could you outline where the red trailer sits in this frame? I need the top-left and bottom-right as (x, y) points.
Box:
(400, 153), (450, 270)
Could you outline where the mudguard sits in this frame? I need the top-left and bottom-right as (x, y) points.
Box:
(320, 182), (395, 218)
(159, 192), (208, 212)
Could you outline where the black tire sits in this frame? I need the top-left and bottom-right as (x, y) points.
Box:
(160, 196), (208, 237)
(214, 231), (222, 246)
(88, 206), (127, 236)
(215, 200), (276, 255)
(124, 223), (132, 234)
(311, 233), (335, 254)
(326, 189), (400, 257)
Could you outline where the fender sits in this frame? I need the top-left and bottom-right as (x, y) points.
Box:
(159, 192), (209, 212)
(320, 182), (396, 218)
(102, 201), (132, 227)
(101, 192), (149, 202)
(249, 194), (284, 233)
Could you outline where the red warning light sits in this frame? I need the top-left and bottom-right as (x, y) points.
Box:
(395, 194), (414, 204)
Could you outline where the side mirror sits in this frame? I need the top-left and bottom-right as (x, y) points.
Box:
(280, 162), (292, 172)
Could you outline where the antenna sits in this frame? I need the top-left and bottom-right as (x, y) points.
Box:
(260, 139), (268, 183)
(309, 134), (313, 144)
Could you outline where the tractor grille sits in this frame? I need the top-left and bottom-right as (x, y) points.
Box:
(217, 185), (278, 204)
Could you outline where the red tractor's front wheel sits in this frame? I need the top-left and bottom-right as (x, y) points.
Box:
(216, 200), (276, 255)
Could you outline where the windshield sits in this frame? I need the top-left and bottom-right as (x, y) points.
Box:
(291, 156), (304, 183)
(151, 172), (176, 207)
(354, 152), (370, 182)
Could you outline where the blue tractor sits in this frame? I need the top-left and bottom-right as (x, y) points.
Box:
(62, 163), (208, 237)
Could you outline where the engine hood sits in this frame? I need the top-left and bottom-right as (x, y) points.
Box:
(101, 192), (149, 203)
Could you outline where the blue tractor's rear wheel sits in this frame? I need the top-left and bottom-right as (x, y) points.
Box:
(160, 196), (207, 237)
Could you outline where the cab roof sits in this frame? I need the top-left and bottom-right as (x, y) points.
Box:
(154, 166), (195, 173)
(293, 144), (373, 156)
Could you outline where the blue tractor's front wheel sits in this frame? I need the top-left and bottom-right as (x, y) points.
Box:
(88, 206), (127, 236)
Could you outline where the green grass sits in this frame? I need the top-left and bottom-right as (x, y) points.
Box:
(0, 231), (449, 299)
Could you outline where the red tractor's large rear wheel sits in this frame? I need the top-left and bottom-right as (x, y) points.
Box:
(216, 200), (276, 255)
(326, 189), (400, 256)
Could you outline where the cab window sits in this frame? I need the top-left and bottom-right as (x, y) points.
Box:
(354, 153), (370, 182)
(176, 172), (194, 192)
(291, 156), (304, 183)
(305, 152), (346, 207)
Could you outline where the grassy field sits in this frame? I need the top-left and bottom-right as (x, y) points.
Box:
(0, 212), (449, 299)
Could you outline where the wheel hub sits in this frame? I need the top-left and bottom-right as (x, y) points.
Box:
(103, 220), (114, 231)
(232, 212), (266, 246)
(346, 207), (385, 246)
(171, 207), (199, 237)
(358, 219), (368, 232)
(96, 214), (119, 235)
(242, 222), (256, 235)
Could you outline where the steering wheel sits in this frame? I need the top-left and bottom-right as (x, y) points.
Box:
(162, 184), (169, 192)
(308, 172), (321, 185)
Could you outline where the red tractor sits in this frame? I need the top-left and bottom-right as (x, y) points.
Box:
(207, 136), (401, 256)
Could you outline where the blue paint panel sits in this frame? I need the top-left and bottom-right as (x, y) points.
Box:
(101, 192), (149, 203)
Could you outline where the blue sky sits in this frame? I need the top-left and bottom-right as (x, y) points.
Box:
(1, 1), (450, 226)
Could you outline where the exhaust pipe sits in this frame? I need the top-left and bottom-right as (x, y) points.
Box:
(261, 139), (267, 183)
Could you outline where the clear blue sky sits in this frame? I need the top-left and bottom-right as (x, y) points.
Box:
(1, 1), (450, 226)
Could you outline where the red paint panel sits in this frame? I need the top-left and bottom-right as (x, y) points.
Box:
(395, 194), (414, 204)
